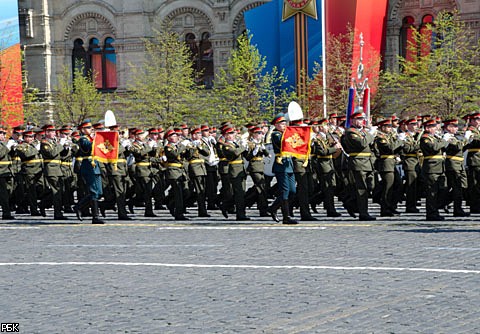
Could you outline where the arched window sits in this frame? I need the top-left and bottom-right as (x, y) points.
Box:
(400, 16), (416, 62)
(199, 32), (214, 89)
(104, 37), (117, 89)
(88, 38), (103, 88)
(72, 39), (87, 77)
(420, 15), (434, 56)
(72, 37), (117, 90)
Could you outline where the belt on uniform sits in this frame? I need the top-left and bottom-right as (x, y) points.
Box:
(403, 154), (418, 157)
(136, 162), (151, 167)
(275, 153), (292, 158)
(468, 148), (480, 153)
(229, 160), (243, 165)
(189, 159), (204, 164)
(43, 159), (62, 164)
(0, 161), (12, 165)
(446, 155), (464, 161)
(76, 157), (84, 161)
(116, 159), (127, 163)
(251, 157), (263, 161)
(424, 155), (444, 159)
(349, 152), (372, 157)
(219, 158), (228, 161)
(14, 157), (21, 161)
(380, 155), (395, 159)
(23, 159), (43, 164)
(61, 162), (72, 166)
(166, 163), (183, 168)
(317, 155), (332, 159)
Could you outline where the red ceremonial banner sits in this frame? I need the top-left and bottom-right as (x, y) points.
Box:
(281, 126), (312, 159)
(92, 131), (119, 163)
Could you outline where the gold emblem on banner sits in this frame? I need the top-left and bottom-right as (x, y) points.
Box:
(97, 140), (114, 154)
(285, 132), (305, 149)
(282, 0), (318, 21)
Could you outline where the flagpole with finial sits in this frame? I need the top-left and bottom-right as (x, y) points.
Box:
(353, 32), (370, 126)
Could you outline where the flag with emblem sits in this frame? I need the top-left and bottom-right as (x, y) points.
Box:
(281, 126), (312, 159)
(92, 131), (119, 163)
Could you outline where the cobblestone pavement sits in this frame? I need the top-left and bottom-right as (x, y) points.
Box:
(1, 202), (479, 333)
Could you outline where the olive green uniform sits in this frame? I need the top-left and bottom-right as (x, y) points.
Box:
(0, 141), (14, 219)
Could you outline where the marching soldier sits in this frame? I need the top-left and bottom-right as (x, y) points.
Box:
(341, 110), (376, 221)
(164, 129), (189, 220)
(128, 129), (156, 217)
(186, 127), (210, 217)
(399, 118), (421, 213)
(419, 119), (448, 221)
(245, 126), (270, 217)
(442, 119), (469, 217)
(0, 126), (14, 219)
(313, 119), (342, 217)
(15, 130), (44, 216)
(201, 125), (219, 210)
(221, 126), (250, 220)
(464, 112), (480, 213)
(58, 126), (75, 213)
(39, 124), (69, 220)
(267, 115), (297, 224)
(216, 124), (233, 218)
(73, 120), (105, 224)
(374, 118), (403, 216)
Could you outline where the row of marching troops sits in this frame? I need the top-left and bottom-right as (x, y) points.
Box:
(0, 109), (480, 223)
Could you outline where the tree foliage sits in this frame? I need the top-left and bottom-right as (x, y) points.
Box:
(123, 26), (198, 127)
(53, 64), (106, 125)
(378, 11), (480, 119)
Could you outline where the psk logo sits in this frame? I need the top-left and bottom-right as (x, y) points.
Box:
(97, 140), (114, 154)
(285, 132), (305, 149)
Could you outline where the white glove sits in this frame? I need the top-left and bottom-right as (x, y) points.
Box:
(121, 139), (131, 148)
(398, 132), (406, 141)
(442, 133), (453, 142)
(253, 147), (259, 156)
(465, 130), (472, 141)
(161, 155), (167, 162)
(59, 137), (67, 145)
(368, 126), (378, 136)
(6, 140), (17, 149)
(209, 137), (217, 145)
(193, 140), (201, 147)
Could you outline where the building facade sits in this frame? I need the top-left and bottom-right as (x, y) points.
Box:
(18, 0), (480, 97)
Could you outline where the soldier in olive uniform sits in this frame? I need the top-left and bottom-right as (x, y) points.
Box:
(216, 125), (233, 217)
(419, 119), (448, 220)
(164, 129), (189, 220)
(267, 115), (297, 224)
(0, 126), (14, 219)
(245, 126), (270, 217)
(58, 126), (75, 213)
(400, 118), (421, 213)
(442, 119), (469, 217)
(342, 111), (376, 221)
(9, 126), (26, 214)
(128, 129), (157, 217)
(15, 130), (44, 216)
(201, 125), (219, 210)
(40, 124), (68, 219)
(221, 126), (250, 220)
(313, 119), (342, 217)
(374, 118), (403, 216)
(464, 112), (480, 213)
(186, 127), (211, 217)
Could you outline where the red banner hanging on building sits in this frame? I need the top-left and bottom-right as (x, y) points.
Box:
(92, 131), (119, 163)
(281, 126), (312, 159)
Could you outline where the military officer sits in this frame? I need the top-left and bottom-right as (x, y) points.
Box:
(442, 119), (469, 216)
(15, 130), (44, 216)
(39, 124), (68, 220)
(464, 112), (480, 213)
(221, 126), (250, 221)
(399, 118), (421, 213)
(201, 125), (219, 210)
(374, 118), (403, 216)
(313, 119), (342, 217)
(164, 129), (189, 220)
(0, 126), (14, 219)
(419, 118), (448, 221)
(267, 115), (297, 224)
(341, 110), (376, 221)
(245, 126), (270, 217)
(73, 120), (105, 224)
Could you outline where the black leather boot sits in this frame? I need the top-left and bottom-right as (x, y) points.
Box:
(281, 200), (297, 225)
(91, 200), (105, 224)
(267, 197), (282, 223)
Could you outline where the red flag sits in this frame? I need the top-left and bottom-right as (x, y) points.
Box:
(281, 126), (312, 159)
(92, 131), (119, 163)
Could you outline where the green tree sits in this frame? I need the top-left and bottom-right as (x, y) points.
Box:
(379, 11), (480, 119)
(215, 33), (294, 124)
(123, 26), (198, 127)
(53, 64), (106, 125)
